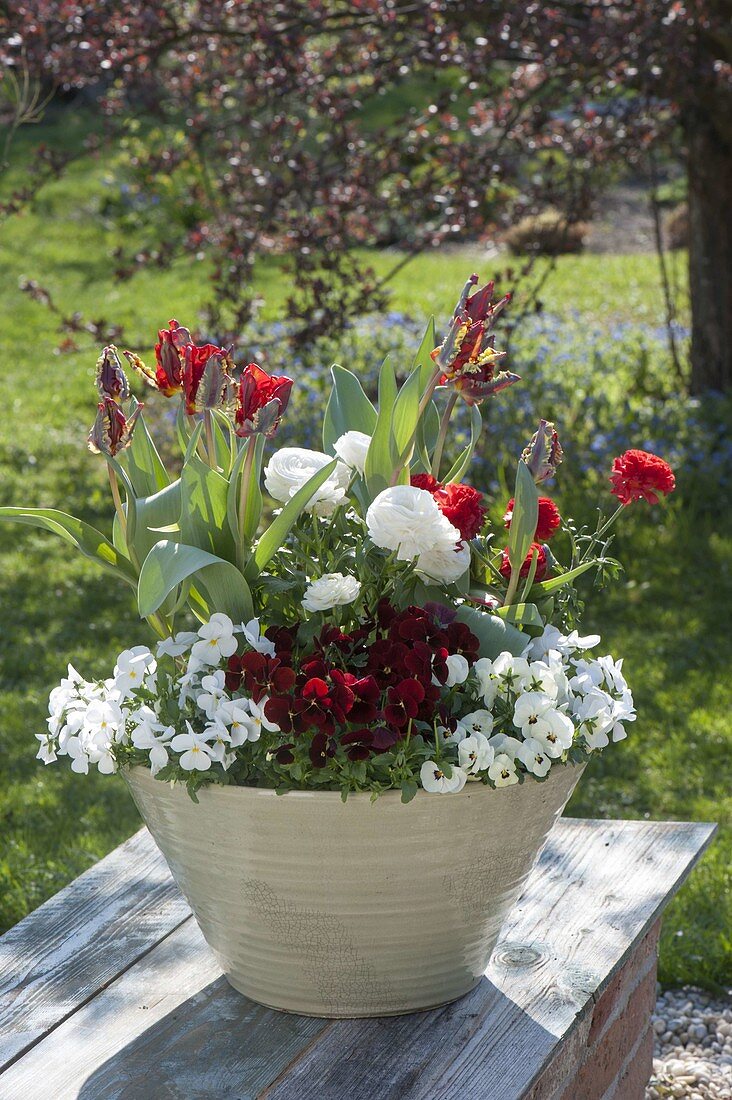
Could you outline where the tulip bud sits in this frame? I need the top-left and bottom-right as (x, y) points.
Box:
(183, 345), (236, 414)
(522, 420), (563, 483)
(234, 362), (294, 438)
(96, 346), (130, 402)
(88, 398), (143, 456)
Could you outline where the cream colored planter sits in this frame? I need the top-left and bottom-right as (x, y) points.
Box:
(124, 763), (583, 1017)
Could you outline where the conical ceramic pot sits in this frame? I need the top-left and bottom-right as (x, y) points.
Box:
(124, 762), (584, 1017)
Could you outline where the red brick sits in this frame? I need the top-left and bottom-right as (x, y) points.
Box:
(604, 1026), (654, 1100)
(558, 967), (657, 1100)
(588, 921), (660, 1046)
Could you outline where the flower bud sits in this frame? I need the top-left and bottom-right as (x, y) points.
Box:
(234, 362), (293, 438)
(521, 420), (563, 483)
(123, 319), (192, 397)
(96, 346), (130, 402)
(183, 345), (236, 414)
(88, 398), (143, 456)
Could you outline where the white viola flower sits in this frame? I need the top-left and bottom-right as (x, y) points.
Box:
(365, 485), (460, 562)
(609, 691), (636, 741)
(48, 706), (85, 751)
(417, 538), (471, 585)
(597, 654), (628, 695)
(439, 722), (464, 745)
(204, 723), (233, 763)
(459, 709), (495, 738)
(191, 613), (238, 664)
(568, 658), (605, 697)
(197, 670), (228, 719)
(528, 709), (576, 758)
(420, 760), (468, 794)
(237, 618), (276, 658)
(513, 691), (555, 735)
(84, 698), (124, 743)
(264, 447), (350, 517)
(473, 658), (499, 707)
(488, 753), (519, 787)
(491, 652), (532, 694)
(91, 744), (118, 774)
(516, 737), (552, 778)
(216, 697), (260, 746)
(524, 660), (562, 702)
(444, 653), (470, 687)
(488, 732), (524, 758)
(48, 665), (85, 715)
(524, 625), (601, 662)
(35, 733), (57, 765)
(156, 631), (199, 658)
(65, 736), (90, 775)
(130, 716), (175, 776)
(302, 573), (362, 613)
(113, 646), (156, 696)
(246, 696), (281, 737)
(333, 430), (371, 474)
(457, 733), (494, 775)
(170, 723), (214, 771)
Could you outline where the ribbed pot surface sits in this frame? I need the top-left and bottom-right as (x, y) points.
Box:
(124, 764), (583, 1017)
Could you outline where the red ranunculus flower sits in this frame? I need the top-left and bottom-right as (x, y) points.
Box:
(234, 362), (293, 439)
(434, 483), (487, 541)
(499, 542), (549, 582)
(609, 449), (676, 505)
(410, 473), (441, 493)
(503, 496), (562, 541)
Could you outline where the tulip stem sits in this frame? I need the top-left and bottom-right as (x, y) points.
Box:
(237, 436), (257, 565)
(203, 410), (218, 470)
(431, 390), (459, 481)
(107, 464), (127, 542)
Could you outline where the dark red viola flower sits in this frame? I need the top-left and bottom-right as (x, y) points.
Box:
(316, 625), (355, 655)
(344, 675), (380, 724)
(434, 483), (487, 541)
(96, 346), (130, 402)
(410, 473), (442, 493)
(291, 670), (355, 734)
(504, 495), (562, 541)
(403, 639), (443, 683)
(265, 624), (299, 662)
(88, 397), (143, 456)
(610, 449), (676, 505)
(371, 726), (401, 751)
(124, 319), (191, 397)
(522, 420), (563, 483)
(384, 678), (426, 728)
(444, 621), (480, 662)
(264, 695), (300, 734)
(309, 731), (336, 768)
(340, 728), (374, 761)
(274, 743), (295, 764)
(376, 598), (398, 630)
(365, 639), (410, 686)
(234, 362), (293, 439)
(226, 652), (294, 701)
(499, 542), (549, 583)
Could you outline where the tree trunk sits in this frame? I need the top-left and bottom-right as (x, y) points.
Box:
(687, 34), (732, 393)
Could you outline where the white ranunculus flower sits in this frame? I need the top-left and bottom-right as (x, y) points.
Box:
(420, 760), (468, 794)
(444, 653), (470, 687)
(264, 447), (350, 517)
(366, 485), (460, 562)
(458, 733), (494, 775)
(417, 537), (471, 585)
(488, 752), (519, 787)
(302, 572), (362, 613)
(333, 431), (371, 474)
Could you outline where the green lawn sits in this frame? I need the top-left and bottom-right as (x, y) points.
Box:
(0, 109), (729, 989)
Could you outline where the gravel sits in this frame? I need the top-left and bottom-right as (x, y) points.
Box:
(646, 987), (732, 1100)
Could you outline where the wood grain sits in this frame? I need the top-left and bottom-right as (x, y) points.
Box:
(0, 827), (190, 1070)
(0, 818), (715, 1100)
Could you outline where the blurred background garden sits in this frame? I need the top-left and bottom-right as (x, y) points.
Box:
(0, 3), (730, 992)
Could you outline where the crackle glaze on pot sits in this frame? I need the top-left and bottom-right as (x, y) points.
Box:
(124, 763), (583, 1017)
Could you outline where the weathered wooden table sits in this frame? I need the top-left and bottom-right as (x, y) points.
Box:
(0, 818), (714, 1100)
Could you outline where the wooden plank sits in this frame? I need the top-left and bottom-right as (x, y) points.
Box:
(0, 819), (714, 1100)
(0, 919), (330, 1100)
(0, 827), (190, 1070)
(261, 819), (715, 1100)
